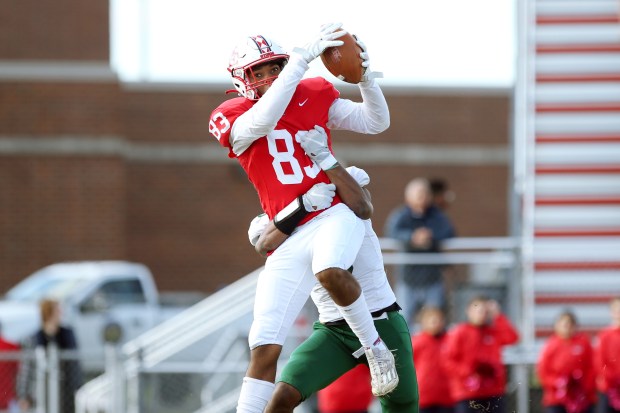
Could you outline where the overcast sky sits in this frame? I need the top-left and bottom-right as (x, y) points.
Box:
(110, 0), (516, 87)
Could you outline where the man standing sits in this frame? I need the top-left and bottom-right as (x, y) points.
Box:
(384, 178), (456, 328)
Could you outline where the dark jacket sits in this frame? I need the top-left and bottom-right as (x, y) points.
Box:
(17, 326), (84, 413)
(384, 204), (456, 286)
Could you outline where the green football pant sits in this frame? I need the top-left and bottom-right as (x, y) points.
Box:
(279, 310), (419, 412)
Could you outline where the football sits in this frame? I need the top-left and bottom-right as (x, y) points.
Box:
(320, 31), (364, 84)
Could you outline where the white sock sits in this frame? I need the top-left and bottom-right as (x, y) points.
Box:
(336, 294), (386, 350)
(236, 377), (275, 413)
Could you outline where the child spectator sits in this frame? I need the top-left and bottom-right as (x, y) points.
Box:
(444, 296), (519, 413)
(317, 364), (373, 413)
(595, 297), (620, 413)
(537, 311), (596, 413)
(412, 306), (454, 413)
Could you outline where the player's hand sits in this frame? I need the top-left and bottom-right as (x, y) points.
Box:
(298, 125), (338, 170)
(294, 23), (346, 63)
(302, 183), (336, 211)
(345, 166), (370, 187)
(353, 35), (383, 82)
(248, 213), (269, 246)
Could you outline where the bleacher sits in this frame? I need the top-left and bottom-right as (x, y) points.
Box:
(517, 0), (620, 343)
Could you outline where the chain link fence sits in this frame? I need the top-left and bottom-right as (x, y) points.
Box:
(20, 239), (614, 413)
(0, 346), (84, 413)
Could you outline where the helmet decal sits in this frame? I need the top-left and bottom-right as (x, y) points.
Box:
(251, 36), (271, 54)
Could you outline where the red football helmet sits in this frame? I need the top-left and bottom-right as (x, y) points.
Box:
(228, 35), (289, 100)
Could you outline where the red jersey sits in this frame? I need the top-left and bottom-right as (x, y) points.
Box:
(595, 326), (620, 393)
(443, 314), (519, 401)
(209, 77), (342, 223)
(0, 337), (19, 408)
(317, 364), (373, 413)
(537, 333), (597, 408)
(411, 331), (454, 408)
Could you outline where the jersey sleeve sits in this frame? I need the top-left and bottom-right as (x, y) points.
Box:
(208, 97), (253, 158)
(327, 78), (390, 134)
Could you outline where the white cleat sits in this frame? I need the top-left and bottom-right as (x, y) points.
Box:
(365, 346), (399, 396)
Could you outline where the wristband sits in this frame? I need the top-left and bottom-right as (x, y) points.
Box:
(273, 196), (308, 235)
(318, 153), (338, 170)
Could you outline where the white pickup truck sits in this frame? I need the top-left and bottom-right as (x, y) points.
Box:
(0, 260), (201, 372)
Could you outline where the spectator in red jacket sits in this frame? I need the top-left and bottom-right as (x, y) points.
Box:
(537, 311), (596, 413)
(444, 296), (519, 413)
(0, 321), (20, 410)
(412, 306), (454, 413)
(317, 364), (373, 413)
(595, 297), (620, 413)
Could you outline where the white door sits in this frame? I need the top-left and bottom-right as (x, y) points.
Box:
(73, 278), (158, 372)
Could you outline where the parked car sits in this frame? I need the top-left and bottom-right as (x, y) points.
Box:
(0, 261), (202, 372)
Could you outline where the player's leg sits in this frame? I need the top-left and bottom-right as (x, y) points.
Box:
(311, 205), (377, 346)
(267, 322), (360, 413)
(311, 205), (398, 396)
(238, 238), (316, 413)
(375, 310), (420, 413)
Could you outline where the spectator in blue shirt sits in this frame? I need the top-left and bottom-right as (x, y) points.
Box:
(384, 178), (456, 329)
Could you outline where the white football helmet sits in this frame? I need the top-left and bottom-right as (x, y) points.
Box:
(228, 35), (289, 100)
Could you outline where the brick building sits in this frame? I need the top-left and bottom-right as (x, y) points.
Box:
(0, 0), (512, 294)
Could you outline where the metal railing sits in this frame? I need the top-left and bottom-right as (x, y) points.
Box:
(72, 236), (531, 413)
(0, 346), (83, 413)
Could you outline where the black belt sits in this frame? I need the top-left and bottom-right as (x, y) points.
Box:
(324, 302), (401, 327)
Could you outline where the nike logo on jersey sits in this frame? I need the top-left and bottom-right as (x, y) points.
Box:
(298, 98), (308, 106)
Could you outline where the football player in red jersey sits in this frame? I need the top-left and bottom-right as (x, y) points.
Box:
(208, 23), (396, 412)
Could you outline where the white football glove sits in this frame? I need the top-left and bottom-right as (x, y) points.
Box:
(298, 125), (338, 170)
(248, 213), (269, 246)
(353, 35), (383, 82)
(293, 23), (346, 64)
(345, 166), (370, 187)
(302, 183), (336, 211)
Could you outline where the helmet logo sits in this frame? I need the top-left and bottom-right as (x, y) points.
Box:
(251, 35), (272, 56)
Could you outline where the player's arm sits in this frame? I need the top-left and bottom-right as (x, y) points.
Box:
(248, 215), (287, 257)
(249, 167), (373, 256)
(248, 182), (335, 256)
(230, 24), (347, 156)
(322, 165), (373, 219)
(326, 36), (390, 135)
(299, 125), (373, 219)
